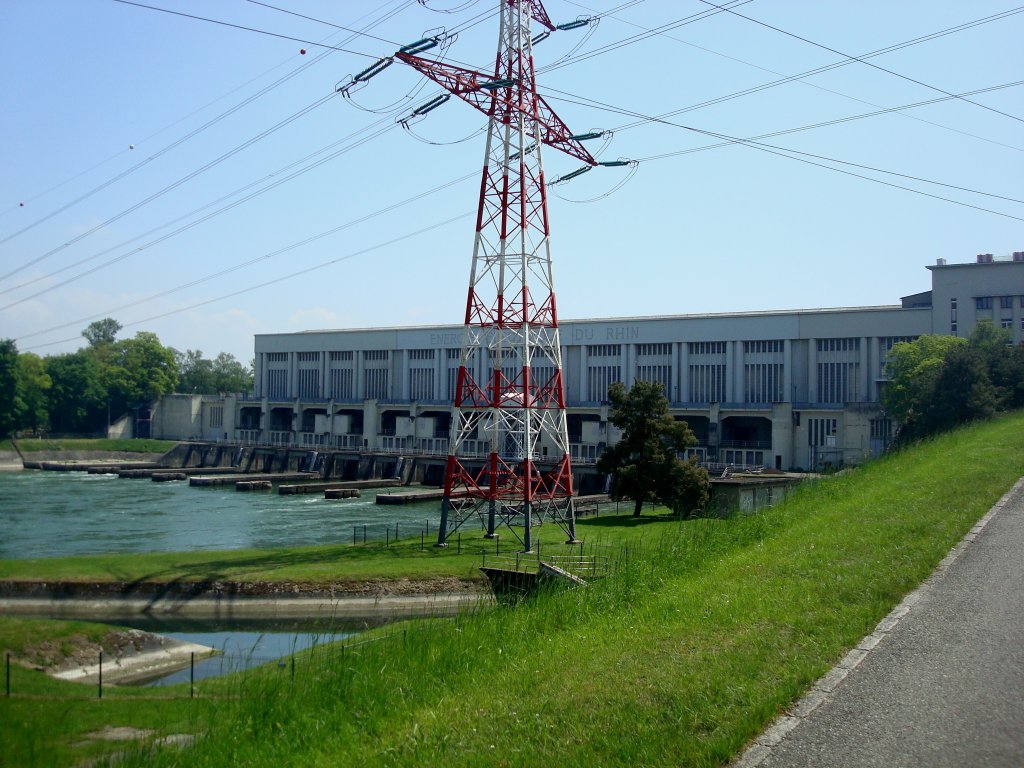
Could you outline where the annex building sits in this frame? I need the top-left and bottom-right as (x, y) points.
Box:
(159, 253), (1024, 473)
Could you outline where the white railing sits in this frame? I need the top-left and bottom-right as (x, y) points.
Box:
(570, 443), (600, 464)
(268, 430), (292, 446)
(415, 437), (449, 455)
(335, 434), (362, 450)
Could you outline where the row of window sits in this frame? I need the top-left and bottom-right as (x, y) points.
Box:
(271, 336), (935, 368)
(274, 364), (566, 402)
(975, 296), (1024, 310)
(271, 361), (861, 404)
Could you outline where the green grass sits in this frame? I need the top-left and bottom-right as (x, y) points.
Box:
(0, 511), (664, 584)
(3, 412), (1022, 767)
(11, 438), (177, 454)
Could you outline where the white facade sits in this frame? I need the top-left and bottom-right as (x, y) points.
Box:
(226, 255), (1023, 472)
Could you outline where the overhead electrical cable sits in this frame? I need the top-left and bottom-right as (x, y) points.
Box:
(19, 212), (474, 353)
(603, 6), (1024, 134)
(622, 81), (1024, 169)
(561, 0), (1023, 152)
(245, 0), (405, 47)
(112, 0), (382, 59)
(536, 0), (754, 74)
(0, 119), (402, 307)
(698, 0), (1024, 125)
(0, 90), (339, 283)
(2, 0), (415, 247)
(541, 86), (1024, 220)
(16, 172), (478, 342)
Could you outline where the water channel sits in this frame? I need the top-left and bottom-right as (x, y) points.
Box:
(0, 469), (443, 560)
(0, 469), (447, 683)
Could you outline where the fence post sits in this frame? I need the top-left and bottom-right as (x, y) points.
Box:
(98, 650), (103, 699)
(386, 528), (390, 547)
(363, 524), (367, 544)
(353, 526), (357, 545)
(291, 656), (296, 681)
(426, 519), (429, 536)
(395, 522), (399, 541)
(495, 535), (500, 555)
(190, 652), (195, 699)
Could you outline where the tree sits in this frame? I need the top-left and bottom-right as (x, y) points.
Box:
(44, 352), (107, 433)
(106, 332), (179, 415)
(0, 340), (21, 435)
(882, 335), (967, 439)
(176, 349), (215, 393)
(15, 352), (51, 432)
(82, 317), (122, 347)
(211, 352), (252, 393)
(176, 350), (251, 393)
(968, 320), (1016, 409)
(928, 345), (997, 432)
(597, 380), (710, 517)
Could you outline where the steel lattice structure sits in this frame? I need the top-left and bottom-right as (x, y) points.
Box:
(398, 0), (596, 551)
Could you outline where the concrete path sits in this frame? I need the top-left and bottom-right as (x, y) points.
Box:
(738, 478), (1024, 768)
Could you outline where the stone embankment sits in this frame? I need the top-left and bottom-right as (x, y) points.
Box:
(0, 577), (490, 621)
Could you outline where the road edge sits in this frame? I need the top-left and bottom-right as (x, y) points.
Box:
(732, 476), (1024, 768)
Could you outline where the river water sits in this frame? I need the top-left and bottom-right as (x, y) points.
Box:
(0, 469), (443, 560)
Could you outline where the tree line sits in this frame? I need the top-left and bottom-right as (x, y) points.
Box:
(0, 318), (252, 436)
(882, 321), (1024, 442)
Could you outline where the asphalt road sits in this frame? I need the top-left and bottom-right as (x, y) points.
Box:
(745, 479), (1024, 768)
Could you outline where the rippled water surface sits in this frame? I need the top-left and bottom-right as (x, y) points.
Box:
(0, 470), (441, 559)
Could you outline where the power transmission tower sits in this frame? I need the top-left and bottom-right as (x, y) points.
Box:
(398, 0), (598, 552)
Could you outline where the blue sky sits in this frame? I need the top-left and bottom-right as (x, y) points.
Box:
(2, 0), (1021, 363)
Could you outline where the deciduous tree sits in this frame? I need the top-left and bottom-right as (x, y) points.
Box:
(44, 352), (107, 433)
(0, 340), (21, 435)
(597, 380), (710, 517)
(16, 352), (51, 432)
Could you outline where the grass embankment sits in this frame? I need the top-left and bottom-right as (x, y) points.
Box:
(6, 437), (177, 454)
(0, 506), (657, 586)
(2, 413), (1022, 767)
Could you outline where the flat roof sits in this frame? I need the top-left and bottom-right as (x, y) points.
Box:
(258, 303), (912, 338)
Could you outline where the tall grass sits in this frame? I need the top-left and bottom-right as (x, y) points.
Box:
(6, 413), (1022, 767)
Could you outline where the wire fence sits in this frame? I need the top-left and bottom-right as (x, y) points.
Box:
(346, 499), (655, 549)
(4, 619), (506, 701)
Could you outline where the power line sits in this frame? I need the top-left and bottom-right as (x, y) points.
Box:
(537, 0), (754, 74)
(1, 0), (416, 244)
(542, 86), (1024, 221)
(112, 0), (381, 59)
(561, 0), (1023, 153)
(621, 81), (1024, 166)
(15, 172), (477, 343)
(20, 211), (474, 353)
(245, 0), (404, 48)
(0, 119), (401, 308)
(697, 0), (1024, 125)
(607, 6), (1024, 134)
(0, 90), (339, 283)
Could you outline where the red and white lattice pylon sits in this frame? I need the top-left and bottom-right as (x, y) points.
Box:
(398, 0), (597, 551)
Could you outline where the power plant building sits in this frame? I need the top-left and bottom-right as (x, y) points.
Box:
(174, 254), (1024, 474)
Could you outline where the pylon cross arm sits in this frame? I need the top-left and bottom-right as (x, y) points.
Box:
(395, 52), (596, 166)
